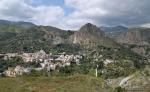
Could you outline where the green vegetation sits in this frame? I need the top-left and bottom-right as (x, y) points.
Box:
(114, 86), (125, 92)
(0, 25), (78, 53)
(0, 57), (24, 72)
(0, 56), (40, 72)
(50, 44), (82, 54)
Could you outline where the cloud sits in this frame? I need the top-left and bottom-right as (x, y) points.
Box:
(0, 0), (34, 20)
(0, 0), (64, 27)
(0, 0), (150, 30)
(141, 23), (150, 28)
(31, 6), (64, 27)
(64, 0), (150, 29)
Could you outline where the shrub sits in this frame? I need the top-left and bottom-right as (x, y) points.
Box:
(114, 86), (125, 92)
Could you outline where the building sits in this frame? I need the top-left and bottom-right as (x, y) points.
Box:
(4, 65), (30, 77)
(22, 50), (48, 62)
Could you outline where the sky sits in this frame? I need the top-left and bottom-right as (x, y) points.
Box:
(0, 0), (150, 30)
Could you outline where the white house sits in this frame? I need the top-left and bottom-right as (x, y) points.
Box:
(104, 59), (115, 66)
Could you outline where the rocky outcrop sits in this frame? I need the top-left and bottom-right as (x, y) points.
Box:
(71, 23), (104, 44)
(106, 68), (150, 91)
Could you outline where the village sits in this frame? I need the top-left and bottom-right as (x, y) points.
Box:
(0, 50), (118, 77)
(0, 50), (83, 77)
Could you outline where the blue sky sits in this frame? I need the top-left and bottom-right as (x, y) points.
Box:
(30, 0), (64, 6)
(0, 0), (150, 29)
(28, 0), (73, 15)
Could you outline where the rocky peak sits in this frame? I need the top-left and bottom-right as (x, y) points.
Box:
(115, 25), (127, 29)
(81, 23), (95, 28)
(69, 23), (118, 47)
(80, 23), (100, 31)
(79, 23), (104, 36)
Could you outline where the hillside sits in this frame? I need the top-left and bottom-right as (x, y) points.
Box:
(116, 28), (150, 57)
(107, 67), (150, 92)
(0, 75), (112, 92)
(0, 20), (35, 29)
(0, 20), (75, 53)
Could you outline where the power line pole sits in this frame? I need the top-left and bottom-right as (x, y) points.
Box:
(142, 31), (144, 62)
(95, 65), (99, 77)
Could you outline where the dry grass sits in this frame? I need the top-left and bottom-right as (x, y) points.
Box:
(0, 74), (112, 92)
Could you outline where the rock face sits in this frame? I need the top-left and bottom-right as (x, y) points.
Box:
(70, 23), (118, 47)
(116, 28), (150, 45)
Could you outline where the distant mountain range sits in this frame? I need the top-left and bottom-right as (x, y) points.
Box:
(116, 27), (150, 46)
(0, 20), (149, 58)
(0, 20), (35, 29)
(0, 20), (119, 53)
(101, 25), (128, 38)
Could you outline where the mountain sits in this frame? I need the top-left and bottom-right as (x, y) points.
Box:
(0, 22), (75, 53)
(0, 20), (36, 38)
(101, 26), (128, 38)
(0, 22), (120, 53)
(116, 27), (150, 45)
(70, 23), (119, 48)
(1, 20), (147, 56)
(14, 21), (36, 28)
(0, 20), (35, 29)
